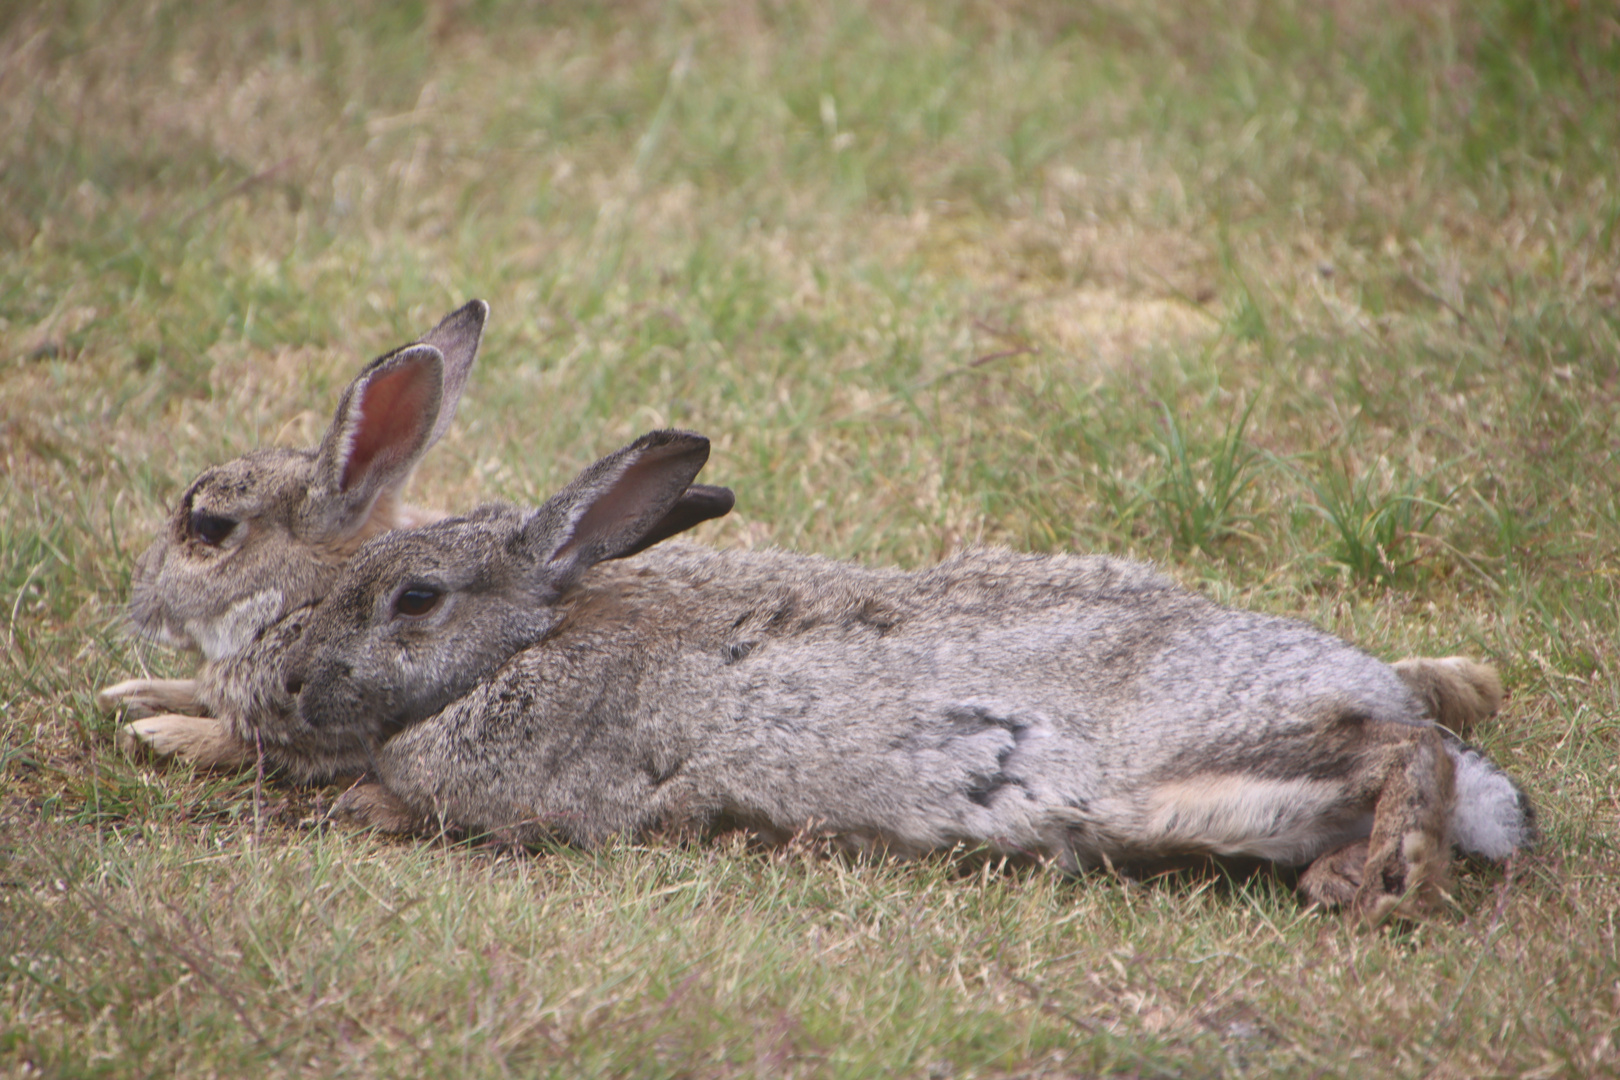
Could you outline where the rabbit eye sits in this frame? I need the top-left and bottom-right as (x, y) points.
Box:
(189, 510), (237, 546)
(394, 586), (443, 618)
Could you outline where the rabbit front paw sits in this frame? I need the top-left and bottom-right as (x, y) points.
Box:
(330, 782), (424, 834)
(98, 677), (203, 719)
(116, 714), (254, 770)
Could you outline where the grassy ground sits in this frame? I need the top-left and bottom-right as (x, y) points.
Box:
(3, 0), (1618, 1075)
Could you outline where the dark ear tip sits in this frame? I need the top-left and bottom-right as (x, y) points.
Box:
(625, 429), (713, 470)
(633, 428), (709, 449)
(424, 300), (490, 345)
(681, 484), (735, 516)
(608, 482), (735, 560)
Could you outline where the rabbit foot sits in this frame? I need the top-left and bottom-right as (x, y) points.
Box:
(98, 678), (203, 719)
(331, 782), (423, 834)
(116, 714), (254, 770)
(1353, 824), (1450, 922)
(1339, 725), (1454, 921)
(1300, 834), (1448, 921)
(1298, 839), (1370, 908)
(1296, 835), (1451, 919)
(1303, 725), (1457, 921)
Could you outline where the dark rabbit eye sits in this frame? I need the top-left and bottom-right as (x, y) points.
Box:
(394, 586), (443, 618)
(189, 510), (237, 546)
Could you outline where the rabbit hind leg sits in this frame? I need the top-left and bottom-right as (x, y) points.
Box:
(1307, 726), (1456, 921)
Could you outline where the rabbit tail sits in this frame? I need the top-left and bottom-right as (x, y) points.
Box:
(1445, 740), (1536, 860)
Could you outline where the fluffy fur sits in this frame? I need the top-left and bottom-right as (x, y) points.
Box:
(202, 430), (1534, 919)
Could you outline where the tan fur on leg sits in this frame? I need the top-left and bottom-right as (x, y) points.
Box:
(98, 678), (203, 719)
(1392, 656), (1503, 733)
(1355, 727), (1457, 921)
(116, 714), (254, 770)
(1299, 839), (1369, 908)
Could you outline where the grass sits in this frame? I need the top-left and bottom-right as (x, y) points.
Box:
(2, 0), (1618, 1075)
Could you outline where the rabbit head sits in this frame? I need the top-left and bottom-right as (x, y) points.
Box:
(129, 300), (488, 660)
(276, 429), (718, 750)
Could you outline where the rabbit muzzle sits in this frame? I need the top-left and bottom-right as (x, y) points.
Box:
(127, 540), (189, 648)
(288, 655), (362, 731)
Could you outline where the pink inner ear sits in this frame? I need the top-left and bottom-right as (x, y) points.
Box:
(340, 364), (436, 492)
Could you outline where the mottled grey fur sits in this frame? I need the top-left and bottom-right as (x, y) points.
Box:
(242, 430), (1533, 916)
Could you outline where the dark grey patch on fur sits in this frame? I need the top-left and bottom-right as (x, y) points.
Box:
(1513, 784), (1538, 839)
(725, 641), (756, 664)
(942, 704), (1027, 736)
(644, 757), (683, 787)
(964, 764), (1031, 808)
(844, 598), (899, 635)
(943, 705), (1031, 808)
(964, 774), (1004, 807)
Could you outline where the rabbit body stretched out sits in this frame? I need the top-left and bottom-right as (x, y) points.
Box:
(274, 431), (1534, 918)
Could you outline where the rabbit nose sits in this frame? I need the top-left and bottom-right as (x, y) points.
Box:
(283, 657), (308, 697)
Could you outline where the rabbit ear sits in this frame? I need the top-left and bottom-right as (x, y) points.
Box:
(417, 299), (487, 450)
(522, 430), (714, 590)
(302, 343), (445, 542)
(615, 483), (735, 559)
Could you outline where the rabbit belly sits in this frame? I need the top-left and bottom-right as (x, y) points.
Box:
(1118, 774), (1373, 865)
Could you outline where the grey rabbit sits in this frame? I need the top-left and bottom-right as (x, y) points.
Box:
(99, 302), (734, 770)
(249, 429), (1533, 919)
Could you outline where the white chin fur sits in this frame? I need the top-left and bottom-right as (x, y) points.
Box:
(1447, 742), (1532, 860)
(188, 588), (285, 660)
